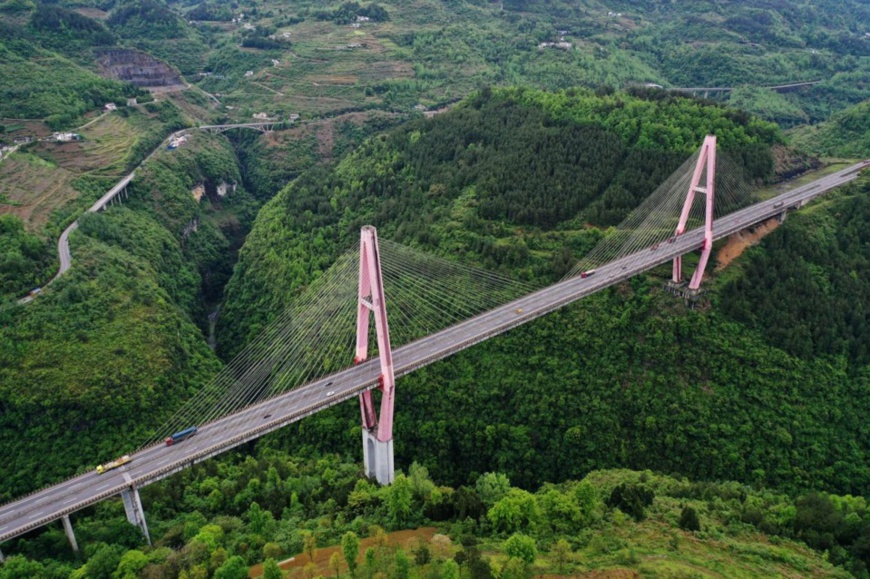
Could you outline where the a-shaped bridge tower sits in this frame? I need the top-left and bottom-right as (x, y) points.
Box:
(673, 134), (716, 294)
(354, 226), (396, 484)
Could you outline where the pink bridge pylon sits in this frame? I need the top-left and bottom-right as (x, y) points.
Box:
(353, 226), (396, 484)
(673, 135), (716, 290)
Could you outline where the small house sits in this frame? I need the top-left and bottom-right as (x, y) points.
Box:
(52, 132), (81, 142)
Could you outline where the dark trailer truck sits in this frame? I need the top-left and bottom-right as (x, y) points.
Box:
(165, 426), (197, 446)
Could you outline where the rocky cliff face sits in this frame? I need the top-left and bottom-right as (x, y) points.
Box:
(95, 48), (183, 87)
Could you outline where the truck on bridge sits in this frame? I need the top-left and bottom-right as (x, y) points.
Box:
(96, 455), (131, 474)
(165, 426), (197, 446)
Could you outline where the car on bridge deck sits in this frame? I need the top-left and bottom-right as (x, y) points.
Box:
(580, 269), (596, 278)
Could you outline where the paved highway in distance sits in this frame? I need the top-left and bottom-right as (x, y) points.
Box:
(1, 159), (867, 544)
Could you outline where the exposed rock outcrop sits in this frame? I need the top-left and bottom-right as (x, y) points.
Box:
(217, 181), (237, 197)
(95, 48), (184, 87)
(191, 183), (205, 202)
(181, 217), (199, 239)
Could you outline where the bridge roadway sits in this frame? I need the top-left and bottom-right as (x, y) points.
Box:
(670, 80), (823, 94)
(198, 122), (277, 131)
(88, 172), (135, 214)
(1, 160), (868, 544)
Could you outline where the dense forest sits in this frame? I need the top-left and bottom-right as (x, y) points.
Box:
(218, 87), (782, 354)
(2, 450), (866, 577)
(0, 215), (52, 297)
(721, 187), (870, 363)
(106, 0), (208, 74)
(217, 88), (870, 504)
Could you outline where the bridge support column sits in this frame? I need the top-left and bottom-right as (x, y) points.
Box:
(362, 430), (394, 485)
(672, 135), (716, 291)
(0, 547), (5, 563)
(62, 514), (79, 553)
(354, 226), (396, 485)
(778, 210), (787, 223)
(121, 486), (151, 545)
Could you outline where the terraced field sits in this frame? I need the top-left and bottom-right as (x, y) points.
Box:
(32, 114), (139, 175)
(0, 152), (78, 232)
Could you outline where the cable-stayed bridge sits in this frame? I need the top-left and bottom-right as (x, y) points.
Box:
(0, 137), (867, 558)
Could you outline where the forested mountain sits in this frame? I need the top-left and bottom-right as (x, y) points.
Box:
(219, 87), (781, 355)
(0, 133), (256, 500)
(3, 0), (870, 576)
(218, 88), (870, 503)
(7, 0), (867, 138)
(0, 24), (143, 127)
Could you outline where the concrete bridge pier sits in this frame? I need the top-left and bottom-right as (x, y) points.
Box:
(121, 487), (151, 545)
(62, 514), (79, 553)
(362, 430), (394, 485)
(778, 209), (787, 223)
(0, 547), (5, 563)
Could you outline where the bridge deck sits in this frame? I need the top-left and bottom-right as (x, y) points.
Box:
(88, 172), (134, 213)
(1, 160), (867, 543)
(198, 122), (275, 130)
(671, 81), (822, 93)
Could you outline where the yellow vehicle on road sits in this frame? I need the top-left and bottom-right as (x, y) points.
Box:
(96, 455), (132, 474)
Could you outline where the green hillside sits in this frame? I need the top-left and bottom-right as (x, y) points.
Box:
(0, 32), (142, 128)
(178, 0), (870, 124)
(0, 132), (256, 500)
(106, 0), (208, 75)
(2, 453), (864, 577)
(3, 0), (870, 576)
(218, 87), (781, 355)
(790, 99), (870, 158)
(216, 88), (870, 502)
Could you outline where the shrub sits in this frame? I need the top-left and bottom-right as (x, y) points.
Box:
(679, 506), (701, 532)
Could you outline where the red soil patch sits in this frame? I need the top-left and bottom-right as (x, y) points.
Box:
(249, 527), (438, 578)
(715, 218), (781, 270)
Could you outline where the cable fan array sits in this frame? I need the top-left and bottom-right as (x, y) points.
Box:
(564, 149), (757, 279)
(142, 144), (758, 448)
(141, 239), (536, 448)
